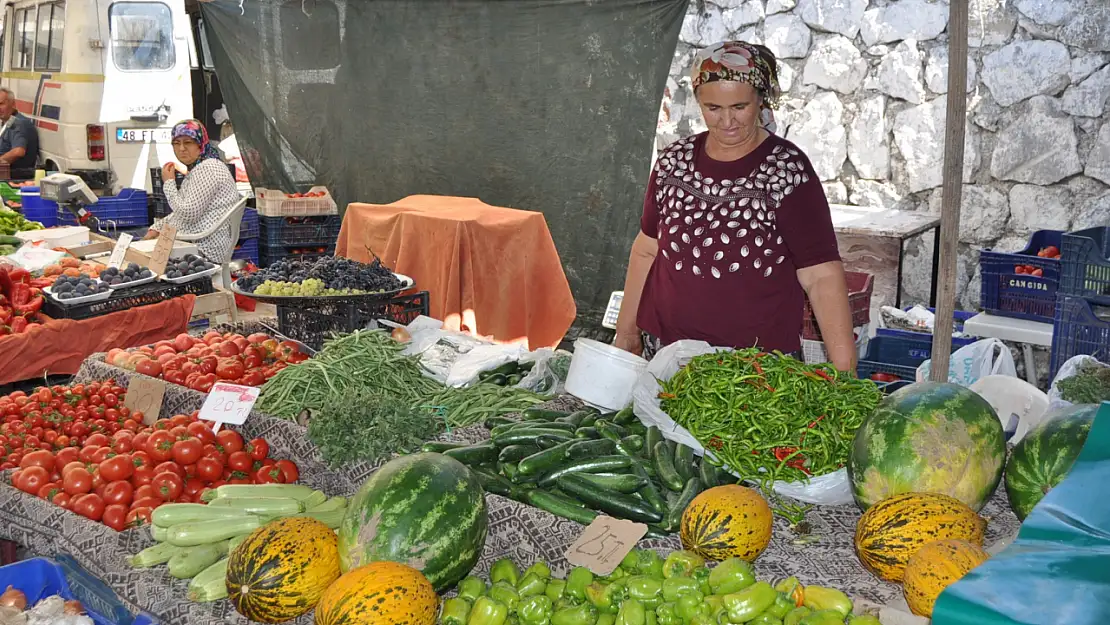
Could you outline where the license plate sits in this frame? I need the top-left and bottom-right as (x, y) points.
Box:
(116, 128), (172, 143)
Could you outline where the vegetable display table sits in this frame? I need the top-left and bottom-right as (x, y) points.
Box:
(336, 195), (576, 349)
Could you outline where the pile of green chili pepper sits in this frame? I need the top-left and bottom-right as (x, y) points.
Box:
(659, 349), (882, 516)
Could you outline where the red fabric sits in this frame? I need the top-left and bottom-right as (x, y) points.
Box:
(0, 295), (196, 385)
(637, 133), (839, 352)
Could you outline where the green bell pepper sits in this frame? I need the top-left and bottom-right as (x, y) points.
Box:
(782, 607), (811, 625)
(441, 597), (471, 625)
(709, 558), (756, 595)
(492, 558), (523, 587)
(546, 578), (567, 603)
(675, 590), (705, 621)
(801, 587), (852, 618)
(722, 581), (777, 623)
(604, 568), (628, 581)
(661, 576), (699, 602)
(616, 599), (647, 625)
(470, 596), (510, 625)
(597, 616), (616, 625)
(586, 580), (627, 614)
(621, 551), (640, 572)
(625, 576), (663, 605)
(519, 572), (549, 597)
(567, 567), (595, 602)
(766, 593), (795, 619)
(459, 576), (488, 603)
(634, 550), (666, 579)
(662, 550), (705, 579)
(847, 616), (882, 625)
(551, 602), (600, 625)
(703, 595), (724, 615)
(773, 578), (803, 608)
(749, 614), (783, 625)
(654, 603), (681, 625)
(798, 610), (846, 625)
(691, 566), (712, 595)
(555, 598), (581, 612)
(519, 595), (555, 625)
(526, 561), (553, 579)
(489, 581), (521, 611)
(645, 612), (657, 625)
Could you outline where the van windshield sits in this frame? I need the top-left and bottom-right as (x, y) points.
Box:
(109, 2), (175, 71)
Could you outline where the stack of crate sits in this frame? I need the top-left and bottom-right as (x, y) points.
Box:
(1050, 227), (1110, 377)
(255, 187), (340, 266)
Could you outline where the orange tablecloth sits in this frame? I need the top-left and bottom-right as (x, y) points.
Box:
(0, 295), (196, 385)
(336, 196), (575, 349)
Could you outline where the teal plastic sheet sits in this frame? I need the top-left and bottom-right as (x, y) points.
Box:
(933, 401), (1110, 625)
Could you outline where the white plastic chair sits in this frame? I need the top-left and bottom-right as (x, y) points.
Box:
(174, 195), (248, 288)
(969, 374), (1050, 444)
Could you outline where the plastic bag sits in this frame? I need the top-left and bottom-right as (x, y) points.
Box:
(1047, 355), (1109, 411)
(968, 375), (1050, 444)
(630, 340), (855, 505)
(916, 338), (1017, 387)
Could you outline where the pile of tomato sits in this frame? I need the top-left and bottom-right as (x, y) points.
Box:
(3, 382), (298, 532)
(106, 330), (308, 393)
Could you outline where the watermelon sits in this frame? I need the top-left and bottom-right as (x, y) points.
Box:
(847, 382), (1006, 512)
(1004, 403), (1097, 520)
(338, 452), (488, 592)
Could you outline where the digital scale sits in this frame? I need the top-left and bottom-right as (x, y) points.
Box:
(602, 291), (624, 329)
(38, 173), (102, 229)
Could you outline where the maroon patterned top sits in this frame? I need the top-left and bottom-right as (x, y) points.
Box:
(637, 132), (840, 352)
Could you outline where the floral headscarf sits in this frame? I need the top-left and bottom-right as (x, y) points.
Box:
(690, 41), (782, 110)
(172, 119), (221, 164)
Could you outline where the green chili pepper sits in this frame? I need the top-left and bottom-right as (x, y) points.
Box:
(519, 572), (549, 597)
(675, 590), (705, 621)
(801, 586), (852, 618)
(722, 581), (777, 623)
(458, 575), (488, 602)
(470, 596), (510, 625)
(489, 581), (521, 611)
(847, 616), (882, 625)
(783, 607), (811, 625)
(491, 558), (523, 587)
(551, 602), (600, 625)
(708, 557), (756, 595)
(616, 599), (647, 625)
(519, 595), (555, 625)
(662, 551), (705, 579)
(546, 578), (567, 603)
(566, 567), (595, 602)
(661, 576), (699, 602)
(441, 597), (471, 625)
(625, 576), (663, 605)
(655, 603), (681, 625)
(798, 610), (847, 625)
(525, 561), (553, 579)
(767, 593), (796, 619)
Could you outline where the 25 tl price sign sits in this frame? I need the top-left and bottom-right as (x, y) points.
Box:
(198, 382), (260, 432)
(564, 516), (647, 576)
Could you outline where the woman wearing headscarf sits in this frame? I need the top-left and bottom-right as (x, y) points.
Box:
(613, 41), (856, 372)
(144, 119), (240, 263)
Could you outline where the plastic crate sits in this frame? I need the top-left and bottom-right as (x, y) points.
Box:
(255, 186), (337, 217)
(19, 186), (59, 227)
(802, 271), (874, 340)
(276, 291), (430, 350)
(57, 189), (149, 228)
(43, 277), (214, 320)
(1049, 294), (1110, 379)
(239, 207), (259, 239)
(259, 214), (341, 246)
(856, 335), (928, 382)
(979, 230), (1062, 322)
(875, 307), (979, 361)
(0, 557), (135, 625)
(800, 325), (870, 365)
(259, 242), (336, 267)
(232, 238), (260, 264)
(1060, 227), (1110, 305)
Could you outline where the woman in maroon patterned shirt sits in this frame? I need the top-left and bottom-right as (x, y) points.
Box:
(613, 41), (857, 372)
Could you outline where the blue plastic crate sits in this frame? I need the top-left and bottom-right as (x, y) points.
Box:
(232, 237), (260, 264)
(239, 207), (259, 239)
(875, 307), (979, 361)
(259, 242), (336, 267)
(856, 335), (928, 382)
(1060, 227), (1110, 306)
(259, 214), (341, 246)
(1049, 294), (1110, 379)
(0, 556), (137, 625)
(19, 186), (59, 227)
(58, 189), (150, 228)
(979, 230), (1062, 322)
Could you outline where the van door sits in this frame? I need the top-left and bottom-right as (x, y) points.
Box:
(100, 0), (191, 191)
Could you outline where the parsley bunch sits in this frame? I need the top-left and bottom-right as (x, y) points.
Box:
(306, 388), (444, 468)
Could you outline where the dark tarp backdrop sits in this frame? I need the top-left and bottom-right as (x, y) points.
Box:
(199, 0), (687, 326)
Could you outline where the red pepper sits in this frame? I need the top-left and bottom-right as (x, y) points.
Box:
(708, 436), (724, 451)
(6, 268), (29, 284)
(0, 306), (9, 325)
(9, 282), (29, 307)
(10, 316), (28, 334)
(813, 369), (834, 382)
(751, 360), (764, 375)
(658, 392), (677, 400)
(808, 415), (826, 428)
(13, 294), (42, 316)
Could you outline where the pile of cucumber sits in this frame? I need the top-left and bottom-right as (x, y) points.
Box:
(422, 406), (735, 536)
(477, 360), (535, 387)
(128, 484), (347, 603)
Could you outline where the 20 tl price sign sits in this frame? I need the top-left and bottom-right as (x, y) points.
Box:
(564, 516), (647, 576)
(199, 383), (260, 431)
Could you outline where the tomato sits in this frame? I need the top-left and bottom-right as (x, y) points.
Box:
(152, 472), (183, 501)
(173, 333), (195, 352)
(152, 461), (182, 479)
(214, 341), (241, 357)
(90, 447), (111, 464)
(13, 466), (48, 494)
(195, 456), (223, 482)
(186, 421), (216, 444)
(215, 357), (245, 381)
(869, 373), (901, 383)
(101, 503), (128, 531)
(275, 341), (302, 362)
(201, 443), (227, 466)
(195, 356), (218, 375)
(19, 449), (54, 471)
(36, 482), (61, 499)
(98, 455), (133, 482)
(54, 435), (71, 449)
(130, 450), (152, 470)
(247, 438), (269, 461)
(131, 466), (155, 488)
(246, 333), (270, 344)
(103, 480), (133, 507)
(210, 430), (242, 454)
(254, 465), (285, 484)
(172, 438), (203, 465)
(72, 493), (106, 521)
(42, 431), (58, 446)
(54, 448), (79, 472)
(84, 433), (110, 448)
(131, 495), (163, 510)
(275, 459), (299, 483)
(51, 491), (71, 509)
(110, 435), (133, 454)
(240, 369), (266, 387)
(62, 468), (93, 496)
(168, 426), (189, 440)
(227, 451), (253, 473)
(169, 414), (191, 428)
(147, 431), (175, 462)
(183, 477), (206, 497)
(125, 506), (153, 527)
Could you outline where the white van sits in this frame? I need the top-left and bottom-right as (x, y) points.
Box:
(0, 0), (194, 192)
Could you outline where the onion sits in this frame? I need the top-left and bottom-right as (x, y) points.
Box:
(63, 601), (84, 615)
(391, 327), (411, 343)
(0, 586), (26, 610)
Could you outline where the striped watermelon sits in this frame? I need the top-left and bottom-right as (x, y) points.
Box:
(338, 453), (488, 592)
(847, 382), (1006, 512)
(1005, 403), (1097, 520)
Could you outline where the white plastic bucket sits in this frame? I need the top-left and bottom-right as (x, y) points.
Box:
(565, 338), (648, 411)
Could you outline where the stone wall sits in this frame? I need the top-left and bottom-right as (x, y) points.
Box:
(657, 0), (1110, 311)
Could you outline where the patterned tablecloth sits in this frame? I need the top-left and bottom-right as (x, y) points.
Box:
(0, 354), (1021, 625)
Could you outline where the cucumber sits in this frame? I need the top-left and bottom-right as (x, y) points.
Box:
(566, 439), (616, 459)
(443, 443), (499, 465)
(572, 473), (647, 494)
(574, 427), (600, 439)
(613, 406), (638, 426)
(168, 540), (230, 579)
(674, 444), (697, 481)
(579, 413), (600, 428)
(152, 503), (252, 528)
(421, 441), (468, 453)
(633, 467), (668, 515)
(201, 484), (315, 502)
(653, 442), (686, 491)
(595, 421), (627, 441)
(664, 477), (704, 531)
(625, 422), (647, 436)
(540, 434), (575, 450)
(645, 524), (669, 539)
(291, 508), (345, 529)
(205, 497), (305, 516)
(522, 408), (570, 421)
(698, 457), (720, 488)
(524, 490), (599, 526)
(537, 455), (635, 487)
(130, 542), (186, 568)
(557, 474), (663, 524)
(620, 435), (644, 452)
(490, 423), (520, 438)
(498, 444), (540, 464)
(554, 410), (590, 426)
(471, 466), (517, 497)
(152, 524), (168, 542)
(484, 416), (517, 429)
(492, 428), (575, 446)
(517, 440), (576, 476)
(187, 558), (230, 602)
(501, 461), (537, 485)
(167, 516), (264, 547)
(309, 496), (348, 513)
(644, 427), (663, 461)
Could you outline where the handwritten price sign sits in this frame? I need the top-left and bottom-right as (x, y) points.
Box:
(564, 516), (647, 575)
(198, 383), (260, 429)
(148, 225), (177, 275)
(122, 376), (165, 425)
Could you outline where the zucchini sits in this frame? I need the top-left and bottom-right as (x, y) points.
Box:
(613, 406), (638, 426)
(168, 540), (230, 579)
(187, 557), (230, 602)
(572, 473), (647, 494)
(227, 534), (251, 553)
(471, 467), (516, 497)
(501, 461), (537, 485)
(508, 420), (576, 432)
(536, 434), (571, 449)
(152, 503), (252, 528)
(566, 439), (616, 459)
(517, 440), (576, 476)
(443, 443), (499, 465)
(302, 489), (328, 509)
(167, 516), (264, 547)
(620, 435), (644, 452)
(625, 422), (647, 436)
(554, 410), (590, 426)
(632, 462), (668, 515)
(421, 441), (468, 453)
(492, 428), (575, 446)
(484, 416), (517, 429)
(309, 496), (348, 513)
(537, 455), (635, 487)
(665, 477), (704, 531)
(653, 442), (686, 491)
(490, 423), (520, 438)
(505, 374), (523, 386)
(644, 427), (663, 461)
(574, 427), (600, 439)
(645, 524), (669, 540)
(292, 508), (345, 529)
(130, 541), (186, 568)
(524, 490), (599, 526)
(152, 524), (168, 542)
(522, 408), (570, 421)
(674, 444), (697, 481)
(557, 474), (663, 524)
(579, 413), (600, 428)
(205, 497), (305, 516)
(201, 483), (315, 502)
(698, 457), (720, 488)
(487, 374), (507, 386)
(595, 421), (627, 441)
(498, 444), (540, 464)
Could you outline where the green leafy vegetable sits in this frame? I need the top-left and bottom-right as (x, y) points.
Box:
(307, 388), (444, 467)
(1057, 362), (1110, 404)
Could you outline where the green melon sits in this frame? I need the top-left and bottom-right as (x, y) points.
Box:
(847, 382), (1006, 512)
(1004, 403), (1097, 521)
(338, 452), (488, 592)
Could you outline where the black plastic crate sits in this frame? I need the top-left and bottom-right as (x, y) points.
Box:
(259, 242), (336, 267)
(259, 214), (342, 246)
(276, 291), (430, 350)
(43, 277), (215, 320)
(1060, 227), (1110, 305)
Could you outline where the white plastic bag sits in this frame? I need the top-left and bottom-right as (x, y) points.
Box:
(1047, 355), (1109, 411)
(968, 375), (1050, 444)
(916, 338), (1017, 387)
(630, 340), (855, 505)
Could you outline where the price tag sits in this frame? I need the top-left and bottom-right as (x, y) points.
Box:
(106, 232), (134, 269)
(564, 515), (647, 575)
(198, 382), (260, 430)
(148, 224), (177, 275)
(123, 376), (165, 425)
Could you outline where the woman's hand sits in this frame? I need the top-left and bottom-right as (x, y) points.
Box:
(143, 229), (160, 241)
(161, 162), (178, 182)
(613, 332), (643, 356)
